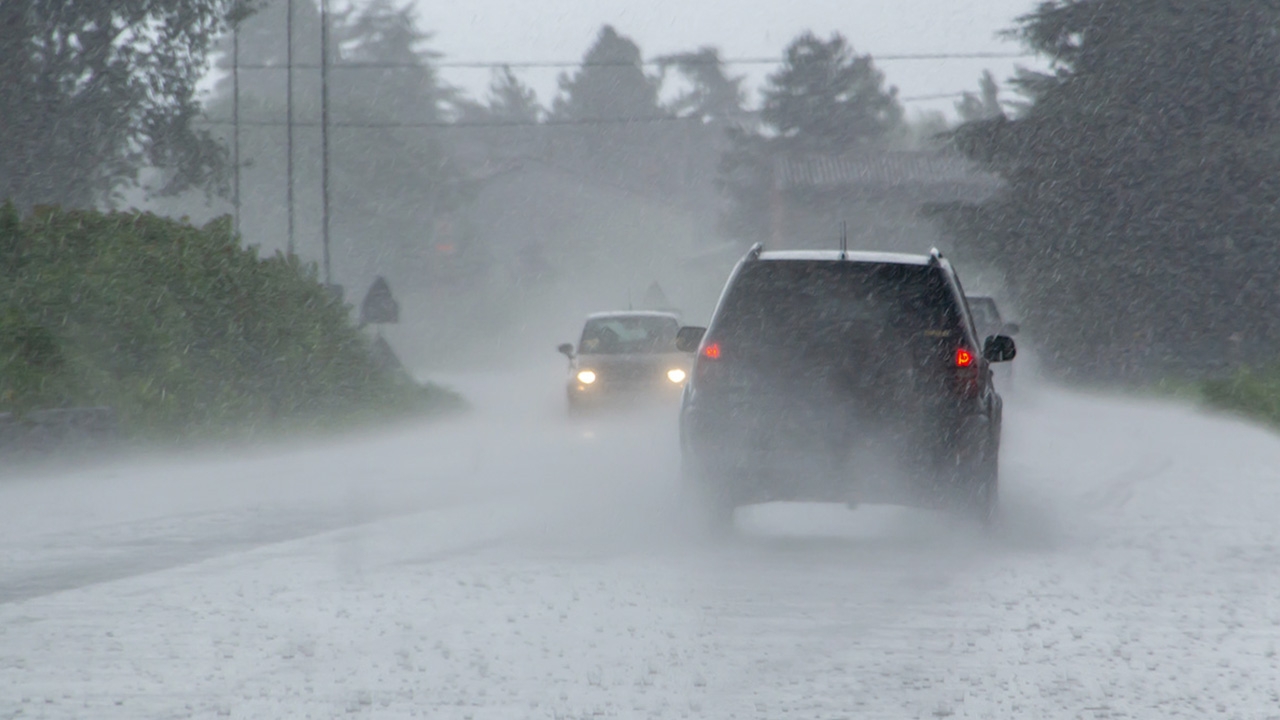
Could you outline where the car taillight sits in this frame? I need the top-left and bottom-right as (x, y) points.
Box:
(951, 346), (980, 398)
(694, 341), (722, 385)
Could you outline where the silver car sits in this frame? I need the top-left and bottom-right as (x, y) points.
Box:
(557, 311), (691, 414)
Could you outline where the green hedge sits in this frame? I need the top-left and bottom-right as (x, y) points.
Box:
(1201, 367), (1280, 429)
(0, 203), (457, 437)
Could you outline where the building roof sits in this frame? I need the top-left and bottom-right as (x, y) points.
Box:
(773, 151), (1002, 201)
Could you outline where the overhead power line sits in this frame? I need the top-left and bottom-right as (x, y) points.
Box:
(445, 51), (1033, 68)
(199, 92), (974, 131)
(199, 115), (706, 129)
(225, 51), (1034, 72)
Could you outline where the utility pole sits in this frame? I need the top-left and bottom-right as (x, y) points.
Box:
(285, 0), (295, 257)
(232, 20), (241, 237)
(320, 0), (332, 286)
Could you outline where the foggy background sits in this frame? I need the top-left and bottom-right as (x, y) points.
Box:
(7, 2), (1280, 718)
(417, 0), (1040, 116)
(131, 0), (1037, 375)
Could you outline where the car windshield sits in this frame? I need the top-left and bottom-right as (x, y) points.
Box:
(579, 315), (678, 354)
(967, 297), (1002, 332)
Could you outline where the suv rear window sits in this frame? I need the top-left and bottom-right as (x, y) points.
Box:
(711, 261), (963, 353)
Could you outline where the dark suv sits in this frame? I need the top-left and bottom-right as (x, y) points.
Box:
(676, 246), (1016, 528)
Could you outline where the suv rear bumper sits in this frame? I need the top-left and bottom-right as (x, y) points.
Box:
(681, 399), (993, 508)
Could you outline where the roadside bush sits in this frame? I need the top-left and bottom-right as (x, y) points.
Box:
(1201, 367), (1280, 429)
(0, 203), (456, 437)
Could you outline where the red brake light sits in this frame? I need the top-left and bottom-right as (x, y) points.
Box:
(955, 348), (974, 368)
(702, 342), (722, 360)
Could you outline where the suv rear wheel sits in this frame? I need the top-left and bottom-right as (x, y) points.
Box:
(681, 457), (736, 535)
(966, 450), (999, 526)
(953, 426), (999, 526)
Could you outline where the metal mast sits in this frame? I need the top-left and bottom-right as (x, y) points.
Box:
(232, 21), (240, 237)
(320, 0), (332, 285)
(285, 0), (295, 257)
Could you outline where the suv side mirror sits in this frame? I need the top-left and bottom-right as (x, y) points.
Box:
(557, 343), (575, 358)
(983, 335), (1017, 363)
(1001, 322), (1021, 336)
(675, 326), (706, 353)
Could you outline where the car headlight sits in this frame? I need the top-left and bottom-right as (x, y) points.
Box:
(666, 368), (687, 384)
(576, 369), (597, 384)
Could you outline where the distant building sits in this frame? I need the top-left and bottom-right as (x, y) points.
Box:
(769, 151), (1003, 254)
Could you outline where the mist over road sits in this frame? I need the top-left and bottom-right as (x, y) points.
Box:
(3, 367), (1279, 718)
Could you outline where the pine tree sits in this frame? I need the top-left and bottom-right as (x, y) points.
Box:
(955, 70), (1002, 122)
(656, 47), (745, 121)
(195, 0), (472, 288)
(486, 66), (541, 123)
(719, 31), (905, 240)
(336, 0), (456, 122)
(760, 32), (903, 154)
(938, 0), (1280, 377)
(551, 26), (663, 122)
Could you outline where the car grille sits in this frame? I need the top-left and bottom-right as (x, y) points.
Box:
(596, 365), (665, 386)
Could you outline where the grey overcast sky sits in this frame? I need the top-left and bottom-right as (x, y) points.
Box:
(411, 0), (1047, 119)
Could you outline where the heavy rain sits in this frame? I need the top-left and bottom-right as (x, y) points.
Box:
(3, 1), (1280, 717)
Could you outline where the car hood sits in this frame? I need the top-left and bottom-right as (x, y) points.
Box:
(576, 352), (689, 371)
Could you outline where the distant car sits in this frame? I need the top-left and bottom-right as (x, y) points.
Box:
(557, 311), (691, 414)
(966, 295), (1019, 342)
(966, 295), (1020, 389)
(676, 246), (1016, 529)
